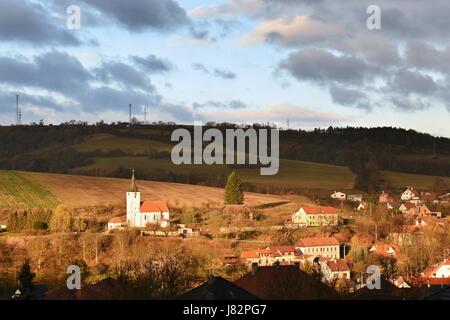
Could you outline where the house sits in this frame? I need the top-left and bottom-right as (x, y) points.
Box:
(178, 276), (259, 300)
(0, 225), (6, 232)
(234, 265), (339, 300)
(357, 201), (368, 211)
(240, 246), (303, 267)
(222, 204), (253, 220)
(331, 191), (346, 200)
(295, 237), (340, 259)
(421, 192), (439, 204)
(422, 259), (450, 279)
(322, 259), (351, 282)
(178, 224), (194, 237)
(369, 242), (400, 257)
(379, 191), (390, 203)
(401, 187), (421, 204)
(107, 216), (127, 231)
(399, 202), (416, 213)
(291, 206), (339, 227)
(347, 194), (363, 202)
(222, 254), (240, 266)
(392, 276), (411, 288)
(126, 170), (170, 228)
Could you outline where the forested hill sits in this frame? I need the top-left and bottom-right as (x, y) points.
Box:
(0, 123), (449, 179)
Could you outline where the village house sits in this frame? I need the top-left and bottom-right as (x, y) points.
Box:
(107, 216), (127, 231)
(401, 187), (421, 204)
(421, 259), (450, 279)
(347, 194), (363, 202)
(357, 201), (368, 211)
(240, 246), (303, 267)
(322, 259), (351, 282)
(126, 171), (170, 228)
(331, 191), (346, 200)
(369, 242), (400, 257)
(291, 206), (340, 227)
(295, 237), (340, 259)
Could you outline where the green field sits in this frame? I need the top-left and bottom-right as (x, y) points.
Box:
(76, 156), (356, 190)
(73, 133), (174, 153)
(0, 171), (60, 209)
(381, 171), (450, 189)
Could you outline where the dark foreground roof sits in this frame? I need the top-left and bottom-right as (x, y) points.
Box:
(234, 265), (339, 300)
(178, 276), (259, 300)
(44, 278), (135, 300)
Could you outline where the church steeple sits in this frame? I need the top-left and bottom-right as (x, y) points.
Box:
(130, 169), (139, 192)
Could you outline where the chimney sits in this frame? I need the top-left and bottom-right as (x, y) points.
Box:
(251, 263), (258, 276)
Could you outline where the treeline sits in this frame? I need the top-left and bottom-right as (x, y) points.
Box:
(6, 206), (87, 233)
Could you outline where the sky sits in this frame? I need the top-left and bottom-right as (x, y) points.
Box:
(0, 0), (449, 137)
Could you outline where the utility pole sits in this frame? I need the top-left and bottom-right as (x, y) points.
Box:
(287, 119), (290, 131)
(16, 94), (21, 126)
(129, 104), (132, 125)
(144, 106), (147, 125)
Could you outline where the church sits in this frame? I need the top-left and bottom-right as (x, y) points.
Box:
(125, 170), (170, 228)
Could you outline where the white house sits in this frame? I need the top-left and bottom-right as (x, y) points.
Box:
(347, 194), (363, 202)
(331, 191), (346, 200)
(126, 170), (170, 228)
(422, 259), (450, 278)
(107, 216), (127, 231)
(401, 187), (421, 203)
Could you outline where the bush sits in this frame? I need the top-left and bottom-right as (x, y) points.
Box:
(32, 221), (48, 230)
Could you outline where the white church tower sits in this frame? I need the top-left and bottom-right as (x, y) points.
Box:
(126, 169), (140, 227)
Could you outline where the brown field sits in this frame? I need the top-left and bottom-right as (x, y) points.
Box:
(24, 171), (288, 208)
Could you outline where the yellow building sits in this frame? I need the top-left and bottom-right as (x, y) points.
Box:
(291, 206), (339, 227)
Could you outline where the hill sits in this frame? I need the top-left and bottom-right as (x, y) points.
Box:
(0, 124), (449, 193)
(22, 171), (286, 208)
(0, 171), (59, 209)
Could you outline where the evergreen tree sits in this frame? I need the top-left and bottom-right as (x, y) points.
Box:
(224, 171), (244, 205)
(17, 260), (35, 296)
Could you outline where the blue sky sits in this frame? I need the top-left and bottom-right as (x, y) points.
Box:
(0, 0), (449, 137)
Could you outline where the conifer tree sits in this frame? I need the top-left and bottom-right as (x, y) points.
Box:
(224, 171), (244, 205)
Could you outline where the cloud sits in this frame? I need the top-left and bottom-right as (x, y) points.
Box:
(192, 64), (237, 79)
(0, 50), (195, 123)
(131, 54), (174, 73)
(193, 100), (247, 109)
(0, 0), (81, 46)
(329, 84), (370, 110)
(242, 16), (345, 46)
(213, 69), (237, 79)
(192, 63), (210, 74)
(279, 48), (378, 85)
(82, 0), (189, 32)
(195, 104), (352, 126)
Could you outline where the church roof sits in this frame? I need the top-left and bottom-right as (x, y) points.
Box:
(130, 169), (138, 192)
(140, 200), (169, 213)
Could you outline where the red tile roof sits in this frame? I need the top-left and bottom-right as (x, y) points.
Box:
(326, 259), (350, 272)
(370, 242), (400, 255)
(302, 206), (339, 215)
(109, 216), (127, 224)
(296, 237), (339, 247)
(140, 200), (169, 213)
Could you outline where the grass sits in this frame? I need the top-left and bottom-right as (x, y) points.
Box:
(76, 157), (356, 190)
(381, 171), (450, 189)
(72, 133), (174, 153)
(0, 171), (60, 209)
